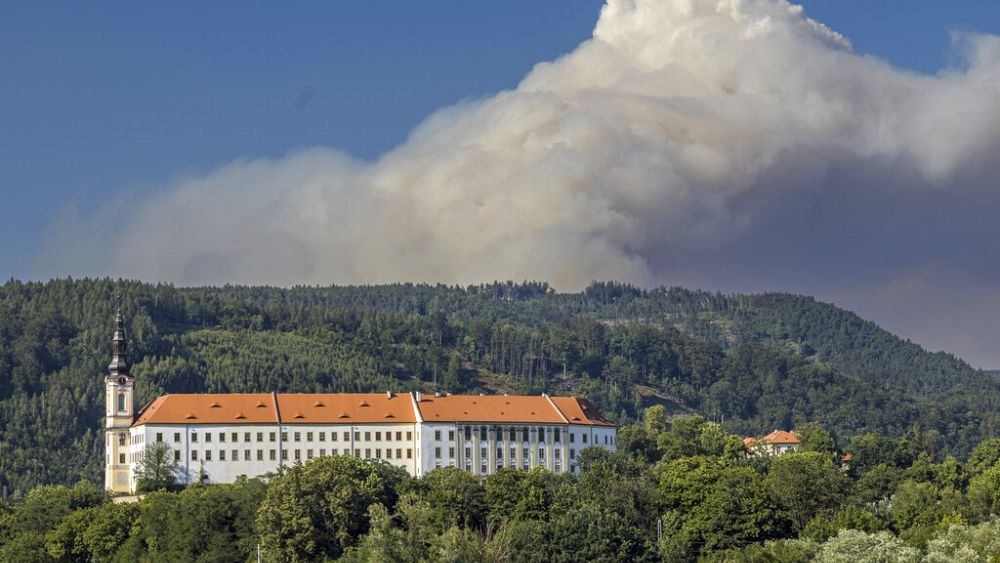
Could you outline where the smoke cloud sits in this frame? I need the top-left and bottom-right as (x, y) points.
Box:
(39, 0), (1000, 366)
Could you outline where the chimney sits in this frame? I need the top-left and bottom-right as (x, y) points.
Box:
(415, 391), (422, 402)
(434, 392), (441, 398)
(387, 390), (393, 399)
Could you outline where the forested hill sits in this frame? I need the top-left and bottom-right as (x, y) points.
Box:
(0, 278), (998, 499)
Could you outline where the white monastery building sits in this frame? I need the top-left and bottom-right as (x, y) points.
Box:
(104, 313), (617, 494)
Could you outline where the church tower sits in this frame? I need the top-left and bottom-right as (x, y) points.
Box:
(104, 311), (135, 493)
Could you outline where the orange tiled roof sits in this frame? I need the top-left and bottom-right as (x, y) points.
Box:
(415, 395), (566, 424)
(134, 393), (612, 427)
(761, 430), (799, 445)
(549, 397), (615, 427)
(134, 393), (278, 425)
(743, 436), (758, 448)
(275, 393), (416, 424)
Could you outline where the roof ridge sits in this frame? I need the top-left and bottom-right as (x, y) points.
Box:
(542, 393), (569, 424)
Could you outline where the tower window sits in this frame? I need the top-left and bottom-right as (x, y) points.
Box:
(118, 393), (126, 411)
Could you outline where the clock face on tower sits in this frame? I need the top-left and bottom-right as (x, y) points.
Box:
(118, 376), (128, 385)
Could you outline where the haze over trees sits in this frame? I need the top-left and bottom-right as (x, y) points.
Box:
(0, 278), (998, 500)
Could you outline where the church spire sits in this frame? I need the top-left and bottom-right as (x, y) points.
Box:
(108, 310), (129, 378)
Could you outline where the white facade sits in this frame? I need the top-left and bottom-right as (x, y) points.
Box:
(123, 418), (616, 490)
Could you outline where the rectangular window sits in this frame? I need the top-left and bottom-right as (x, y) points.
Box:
(509, 429), (516, 441)
(269, 450), (276, 461)
(386, 432), (392, 442)
(232, 432), (238, 442)
(343, 432), (349, 441)
(396, 431), (402, 441)
(365, 432), (371, 441)
(435, 430), (441, 440)
(306, 432), (313, 441)
(281, 432), (288, 442)
(220, 450), (227, 461)
(244, 449), (250, 461)
(174, 432), (181, 442)
(294, 432), (301, 442)
(480, 428), (487, 441)
(206, 450), (212, 461)
(354, 449), (360, 457)
(257, 450), (264, 461)
(320, 448), (326, 456)
(119, 453), (125, 464)
(406, 431), (413, 441)
(294, 449), (301, 460)
(244, 432), (251, 442)
(407, 449), (413, 459)
(555, 449), (561, 459)
(510, 447), (516, 461)
(497, 447), (503, 460)
(449, 447), (455, 459)
(522, 429), (529, 441)
(538, 449), (545, 460)
(319, 432), (325, 441)
(449, 430), (455, 441)
(174, 450), (181, 461)
(464, 427), (472, 440)
(307, 449), (313, 460)
(570, 449), (576, 459)
(191, 450), (198, 461)
(435, 447), (441, 459)
(465, 447), (471, 459)
(605, 436), (609, 445)
(232, 449), (238, 461)
(365, 448), (371, 459)
(481, 447), (487, 459)
(375, 432), (381, 441)
(354, 432), (360, 441)
(375, 449), (382, 459)
(582, 434), (588, 444)
(396, 448), (402, 459)
(386, 449), (392, 459)
(569, 433), (575, 444)
(537, 428), (545, 443)
(192, 432), (198, 443)
(331, 432), (337, 442)
(257, 432), (264, 442)
(343, 449), (349, 456)
(156, 432), (163, 443)
(554, 429), (561, 442)
(281, 450), (288, 461)
(206, 433), (212, 443)
(270, 432), (276, 442)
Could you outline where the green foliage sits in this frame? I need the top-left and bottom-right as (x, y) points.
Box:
(3, 412), (1000, 560)
(135, 441), (180, 493)
(794, 422), (836, 455)
(1, 279), (999, 499)
(255, 456), (409, 560)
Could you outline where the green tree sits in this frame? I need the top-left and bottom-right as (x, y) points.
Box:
(795, 422), (836, 455)
(967, 438), (1000, 475)
(135, 442), (180, 493)
(764, 452), (849, 531)
(256, 457), (408, 561)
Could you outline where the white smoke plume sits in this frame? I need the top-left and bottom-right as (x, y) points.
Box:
(40, 0), (1000, 365)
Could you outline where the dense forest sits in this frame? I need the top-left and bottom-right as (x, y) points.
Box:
(0, 278), (999, 499)
(2, 414), (1000, 561)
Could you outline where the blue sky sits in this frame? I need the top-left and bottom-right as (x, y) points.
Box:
(2, 1), (998, 280)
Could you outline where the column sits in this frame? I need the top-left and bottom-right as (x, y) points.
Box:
(546, 428), (554, 471)
(530, 428), (538, 468)
(561, 426), (569, 473)
(471, 426), (479, 476)
(516, 427), (524, 470)
(487, 427), (496, 476)
(456, 425), (464, 471)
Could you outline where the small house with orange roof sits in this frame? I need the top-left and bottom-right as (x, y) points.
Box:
(743, 429), (800, 456)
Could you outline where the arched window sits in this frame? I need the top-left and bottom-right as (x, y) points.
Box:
(118, 393), (126, 411)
